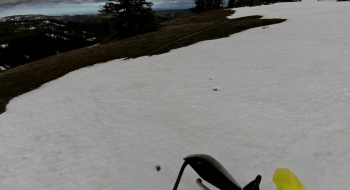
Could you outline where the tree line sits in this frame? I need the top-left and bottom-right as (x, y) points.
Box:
(193, 0), (300, 11)
(99, 0), (299, 40)
(1, 0), (299, 70)
(0, 20), (107, 69)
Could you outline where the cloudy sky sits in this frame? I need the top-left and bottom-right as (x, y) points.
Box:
(0, 0), (194, 17)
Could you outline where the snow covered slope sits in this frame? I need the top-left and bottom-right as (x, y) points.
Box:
(1, 1), (350, 189)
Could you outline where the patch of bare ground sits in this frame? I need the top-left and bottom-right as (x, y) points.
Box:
(0, 10), (286, 114)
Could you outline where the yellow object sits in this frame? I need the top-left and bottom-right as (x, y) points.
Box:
(273, 168), (306, 190)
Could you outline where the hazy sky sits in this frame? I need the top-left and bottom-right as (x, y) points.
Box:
(0, 0), (194, 17)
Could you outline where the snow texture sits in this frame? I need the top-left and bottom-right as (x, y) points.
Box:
(0, 66), (6, 71)
(0, 44), (8, 48)
(1, 1), (350, 189)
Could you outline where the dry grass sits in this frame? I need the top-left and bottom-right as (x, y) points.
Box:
(0, 10), (285, 114)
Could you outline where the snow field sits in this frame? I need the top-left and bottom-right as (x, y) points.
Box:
(1, 1), (350, 189)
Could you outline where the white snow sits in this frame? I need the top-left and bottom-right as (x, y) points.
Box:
(1, 1), (350, 190)
(86, 37), (97, 42)
(0, 44), (8, 48)
(0, 66), (6, 71)
(42, 20), (65, 27)
(46, 33), (57, 38)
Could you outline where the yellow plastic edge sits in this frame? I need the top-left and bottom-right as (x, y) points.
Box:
(273, 168), (306, 190)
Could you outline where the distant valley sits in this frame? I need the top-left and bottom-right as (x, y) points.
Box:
(0, 9), (190, 71)
(0, 19), (108, 70)
(0, 9), (191, 23)
(0, 14), (110, 24)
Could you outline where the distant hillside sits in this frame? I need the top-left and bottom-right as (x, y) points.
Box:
(0, 9), (191, 24)
(156, 9), (191, 21)
(0, 14), (111, 24)
(0, 9), (286, 114)
(0, 19), (108, 70)
(0, 9), (190, 70)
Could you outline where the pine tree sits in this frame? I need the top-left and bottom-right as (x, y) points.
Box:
(227, 0), (235, 8)
(99, 0), (159, 38)
(191, 0), (206, 12)
(192, 0), (225, 12)
(235, 0), (243, 7)
(253, 0), (262, 6)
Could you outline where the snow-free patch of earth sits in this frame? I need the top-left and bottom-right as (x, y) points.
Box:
(1, 0), (350, 189)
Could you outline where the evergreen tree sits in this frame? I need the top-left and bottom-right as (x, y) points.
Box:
(214, 0), (225, 9)
(253, 0), (262, 6)
(99, 0), (159, 38)
(192, 0), (206, 12)
(235, 0), (244, 7)
(227, 0), (235, 8)
(192, 0), (225, 12)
